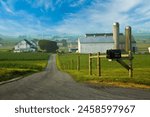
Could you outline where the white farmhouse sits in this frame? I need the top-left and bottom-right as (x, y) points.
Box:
(14, 39), (37, 52)
(78, 33), (137, 53)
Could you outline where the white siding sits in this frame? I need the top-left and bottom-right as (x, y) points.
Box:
(79, 43), (114, 53)
(14, 40), (36, 52)
(148, 47), (150, 53)
(14, 40), (29, 50)
(78, 39), (81, 53)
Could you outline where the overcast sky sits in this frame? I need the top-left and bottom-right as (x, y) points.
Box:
(0, 0), (150, 36)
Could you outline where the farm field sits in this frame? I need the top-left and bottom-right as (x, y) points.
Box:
(136, 42), (150, 52)
(136, 39), (150, 53)
(57, 53), (150, 88)
(0, 52), (50, 82)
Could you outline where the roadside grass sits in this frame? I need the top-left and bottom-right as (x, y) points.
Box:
(0, 52), (50, 82)
(0, 60), (47, 70)
(0, 68), (35, 82)
(57, 53), (150, 89)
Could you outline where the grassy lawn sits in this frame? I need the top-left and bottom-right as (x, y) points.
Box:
(0, 52), (50, 82)
(57, 53), (150, 89)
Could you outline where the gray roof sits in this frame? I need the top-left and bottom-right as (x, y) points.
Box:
(24, 39), (33, 46)
(79, 36), (114, 43)
(79, 35), (136, 44)
(85, 33), (123, 37)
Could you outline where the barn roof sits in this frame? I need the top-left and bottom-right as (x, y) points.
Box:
(79, 36), (114, 43)
(79, 35), (136, 44)
(24, 39), (33, 46)
(15, 39), (37, 47)
(85, 33), (123, 37)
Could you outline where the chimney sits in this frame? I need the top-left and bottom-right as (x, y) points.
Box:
(125, 26), (132, 52)
(113, 22), (119, 49)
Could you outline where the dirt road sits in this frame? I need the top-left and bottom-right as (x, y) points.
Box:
(0, 54), (150, 100)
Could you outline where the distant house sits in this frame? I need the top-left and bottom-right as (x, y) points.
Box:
(78, 33), (137, 53)
(68, 42), (78, 52)
(148, 47), (150, 53)
(14, 39), (37, 52)
(57, 42), (63, 47)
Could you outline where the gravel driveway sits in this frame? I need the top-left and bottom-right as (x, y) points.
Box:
(0, 54), (150, 100)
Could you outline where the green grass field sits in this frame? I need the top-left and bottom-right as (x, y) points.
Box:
(136, 40), (150, 52)
(57, 53), (150, 88)
(0, 52), (50, 82)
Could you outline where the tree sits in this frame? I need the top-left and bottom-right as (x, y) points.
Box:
(38, 40), (58, 53)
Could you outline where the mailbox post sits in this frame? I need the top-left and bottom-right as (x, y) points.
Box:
(106, 25), (133, 78)
(88, 23), (133, 78)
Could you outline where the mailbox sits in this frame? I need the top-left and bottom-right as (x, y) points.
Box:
(106, 49), (121, 59)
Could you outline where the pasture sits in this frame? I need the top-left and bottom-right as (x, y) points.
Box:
(0, 52), (50, 82)
(57, 53), (150, 88)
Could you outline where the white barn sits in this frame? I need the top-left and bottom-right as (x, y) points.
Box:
(14, 39), (37, 52)
(78, 35), (114, 53)
(78, 33), (137, 53)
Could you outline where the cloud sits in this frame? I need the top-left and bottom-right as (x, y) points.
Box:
(0, 9), (53, 36)
(0, 0), (150, 36)
(53, 0), (150, 34)
(0, 17), (54, 36)
(110, 0), (142, 12)
(70, 0), (85, 7)
(0, 0), (14, 14)
(0, 0), (54, 36)
(26, 0), (55, 11)
(55, 0), (63, 5)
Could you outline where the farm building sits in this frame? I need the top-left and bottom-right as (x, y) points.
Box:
(68, 41), (78, 52)
(14, 39), (37, 52)
(78, 33), (137, 53)
(78, 34), (113, 53)
(148, 47), (150, 53)
(78, 23), (137, 54)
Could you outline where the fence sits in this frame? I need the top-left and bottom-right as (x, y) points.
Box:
(58, 23), (133, 78)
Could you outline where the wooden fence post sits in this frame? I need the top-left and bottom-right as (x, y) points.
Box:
(77, 54), (80, 71)
(71, 59), (74, 70)
(69, 61), (71, 70)
(97, 52), (101, 76)
(129, 51), (133, 77)
(63, 64), (65, 70)
(67, 62), (69, 70)
(89, 53), (92, 75)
